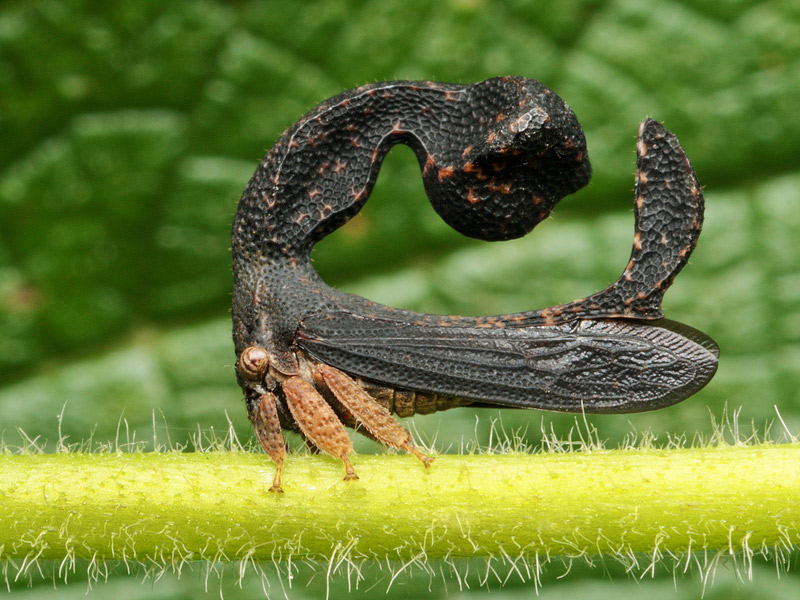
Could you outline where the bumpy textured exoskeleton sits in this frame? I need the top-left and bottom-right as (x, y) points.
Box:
(231, 77), (718, 491)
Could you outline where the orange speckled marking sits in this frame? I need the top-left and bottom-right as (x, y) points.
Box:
(488, 181), (512, 194)
(423, 154), (435, 176)
(437, 165), (455, 181)
(350, 187), (366, 202)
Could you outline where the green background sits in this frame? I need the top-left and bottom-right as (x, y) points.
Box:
(1, 0), (799, 597)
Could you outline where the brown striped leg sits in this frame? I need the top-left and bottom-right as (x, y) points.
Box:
(312, 363), (434, 469)
(282, 375), (358, 481)
(254, 393), (287, 493)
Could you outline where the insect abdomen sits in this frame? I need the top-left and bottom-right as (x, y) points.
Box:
(357, 378), (472, 417)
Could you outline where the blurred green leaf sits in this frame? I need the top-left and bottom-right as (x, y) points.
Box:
(2, 0), (800, 596)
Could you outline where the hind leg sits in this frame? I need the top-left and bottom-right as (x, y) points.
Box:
(313, 363), (434, 469)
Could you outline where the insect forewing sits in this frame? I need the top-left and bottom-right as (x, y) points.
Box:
(296, 312), (718, 414)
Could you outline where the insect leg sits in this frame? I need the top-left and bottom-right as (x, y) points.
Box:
(253, 393), (287, 493)
(312, 363), (434, 469)
(282, 375), (358, 481)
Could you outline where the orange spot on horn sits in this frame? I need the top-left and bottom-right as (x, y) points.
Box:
(437, 166), (455, 181)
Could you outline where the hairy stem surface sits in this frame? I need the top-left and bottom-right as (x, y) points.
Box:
(1, 445), (798, 562)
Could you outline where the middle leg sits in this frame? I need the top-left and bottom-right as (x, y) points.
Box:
(282, 375), (358, 481)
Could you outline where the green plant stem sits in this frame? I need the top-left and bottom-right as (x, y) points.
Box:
(1, 445), (798, 563)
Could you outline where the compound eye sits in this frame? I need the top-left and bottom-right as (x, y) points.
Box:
(239, 346), (269, 380)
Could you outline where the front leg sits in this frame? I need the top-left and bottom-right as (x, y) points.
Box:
(253, 393), (287, 493)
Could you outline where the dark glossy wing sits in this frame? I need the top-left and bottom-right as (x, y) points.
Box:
(296, 312), (718, 414)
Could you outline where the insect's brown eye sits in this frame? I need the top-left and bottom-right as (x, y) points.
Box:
(239, 346), (269, 380)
